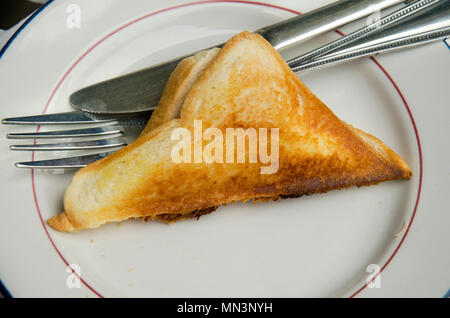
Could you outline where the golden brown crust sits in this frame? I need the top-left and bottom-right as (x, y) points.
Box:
(149, 206), (218, 223)
(49, 31), (412, 232)
(47, 212), (77, 232)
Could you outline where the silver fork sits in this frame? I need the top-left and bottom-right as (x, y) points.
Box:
(3, 0), (449, 169)
(2, 112), (150, 168)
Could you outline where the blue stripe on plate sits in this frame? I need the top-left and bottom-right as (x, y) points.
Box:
(0, 278), (12, 298)
(0, 0), (55, 298)
(0, 0), (55, 59)
(443, 39), (450, 50)
(444, 288), (450, 298)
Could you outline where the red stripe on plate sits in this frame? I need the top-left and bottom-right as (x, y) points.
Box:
(28, 0), (422, 298)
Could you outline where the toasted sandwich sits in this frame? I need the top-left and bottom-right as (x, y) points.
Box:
(47, 31), (411, 232)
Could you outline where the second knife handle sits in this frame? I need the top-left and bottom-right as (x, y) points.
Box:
(256, 0), (404, 50)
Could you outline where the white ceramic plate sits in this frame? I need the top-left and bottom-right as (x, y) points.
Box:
(0, 0), (449, 298)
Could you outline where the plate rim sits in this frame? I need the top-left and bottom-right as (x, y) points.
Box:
(0, 0), (423, 298)
(0, 0), (56, 299)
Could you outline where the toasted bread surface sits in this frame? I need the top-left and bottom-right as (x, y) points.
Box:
(140, 48), (220, 135)
(48, 31), (411, 232)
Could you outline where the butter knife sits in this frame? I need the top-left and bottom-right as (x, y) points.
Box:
(70, 0), (405, 115)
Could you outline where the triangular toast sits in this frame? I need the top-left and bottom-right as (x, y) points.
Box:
(48, 31), (411, 232)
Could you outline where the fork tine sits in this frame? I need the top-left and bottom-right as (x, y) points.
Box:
(7, 125), (122, 139)
(15, 151), (114, 169)
(2, 111), (118, 125)
(10, 137), (126, 151)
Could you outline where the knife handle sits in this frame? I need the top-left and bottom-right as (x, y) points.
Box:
(257, 0), (405, 50)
